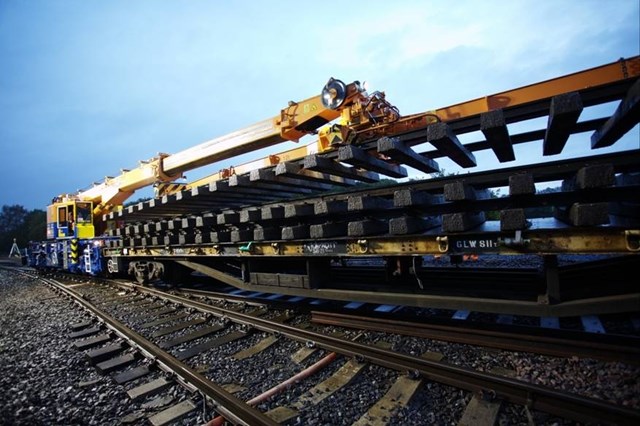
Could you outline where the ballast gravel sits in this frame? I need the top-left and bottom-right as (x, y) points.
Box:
(0, 271), (204, 425)
(3, 268), (638, 426)
(0, 270), (135, 425)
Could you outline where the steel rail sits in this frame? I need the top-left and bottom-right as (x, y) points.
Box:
(40, 276), (278, 426)
(104, 278), (269, 308)
(311, 311), (640, 365)
(114, 148), (640, 224)
(173, 284), (640, 364)
(125, 282), (640, 426)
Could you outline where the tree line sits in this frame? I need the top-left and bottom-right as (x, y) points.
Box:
(0, 205), (46, 256)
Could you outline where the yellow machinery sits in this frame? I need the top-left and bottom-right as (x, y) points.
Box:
(187, 55), (640, 189)
(46, 79), (371, 235)
(35, 56), (640, 315)
(46, 198), (94, 239)
(47, 56), (640, 237)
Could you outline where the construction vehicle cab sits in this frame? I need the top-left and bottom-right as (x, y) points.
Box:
(47, 198), (95, 239)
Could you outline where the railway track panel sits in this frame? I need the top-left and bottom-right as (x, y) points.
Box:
(104, 71), (640, 223)
(99, 155), (640, 316)
(75, 62), (640, 316)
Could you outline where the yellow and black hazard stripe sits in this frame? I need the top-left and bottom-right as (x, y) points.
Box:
(70, 238), (79, 264)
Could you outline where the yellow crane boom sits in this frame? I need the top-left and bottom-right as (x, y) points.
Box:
(51, 55), (639, 237)
(66, 79), (367, 216)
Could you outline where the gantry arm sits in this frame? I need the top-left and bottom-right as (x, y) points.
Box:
(70, 80), (366, 216)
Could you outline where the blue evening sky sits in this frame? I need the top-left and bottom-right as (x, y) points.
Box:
(1, 0), (638, 210)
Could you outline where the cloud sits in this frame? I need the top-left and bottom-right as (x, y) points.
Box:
(317, 0), (638, 77)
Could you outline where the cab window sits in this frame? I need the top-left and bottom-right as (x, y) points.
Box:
(76, 202), (92, 224)
(58, 206), (68, 226)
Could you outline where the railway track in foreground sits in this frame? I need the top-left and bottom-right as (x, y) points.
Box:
(14, 269), (635, 425)
(173, 280), (640, 365)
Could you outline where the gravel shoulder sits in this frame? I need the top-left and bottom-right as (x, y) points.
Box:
(0, 270), (133, 425)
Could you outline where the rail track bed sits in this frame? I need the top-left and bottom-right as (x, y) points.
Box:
(3, 266), (639, 425)
(0, 269), (143, 425)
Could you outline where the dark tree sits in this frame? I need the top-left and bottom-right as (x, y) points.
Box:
(0, 205), (29, 234)
(0, 205), (46, 255)
(21, 210), (47, 243)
